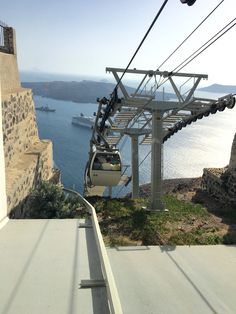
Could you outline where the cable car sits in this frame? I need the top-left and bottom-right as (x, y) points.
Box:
(89, 150), (122, 186)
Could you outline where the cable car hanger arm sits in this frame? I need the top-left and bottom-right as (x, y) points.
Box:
(180, 0), (197, 6)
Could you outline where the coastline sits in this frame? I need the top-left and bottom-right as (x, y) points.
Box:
(138, 176), (234, 214)
(139, 177), (202, 198)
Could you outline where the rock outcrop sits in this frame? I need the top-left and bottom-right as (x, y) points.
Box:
(202, 134), (236, 206)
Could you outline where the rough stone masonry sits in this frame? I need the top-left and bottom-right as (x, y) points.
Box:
(202, 133), (236, 206)
(0, 27), (56, 217)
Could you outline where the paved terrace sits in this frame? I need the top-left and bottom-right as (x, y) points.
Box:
(107, 245), (236, 314)
(1, 219), (236, 314)
(0, 219), (110, 314)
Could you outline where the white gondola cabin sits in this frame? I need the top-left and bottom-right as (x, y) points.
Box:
(89, 150), (122, 186)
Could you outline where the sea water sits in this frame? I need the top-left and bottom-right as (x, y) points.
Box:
(34, 93), (236, 196)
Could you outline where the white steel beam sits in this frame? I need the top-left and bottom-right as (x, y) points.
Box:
(131, 135), (139, 198)
(106, 67), (208, 79)
(151, 110), (165, 210)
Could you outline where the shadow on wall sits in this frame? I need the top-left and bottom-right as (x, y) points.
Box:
(9, 197), (28, 219)
(9, 166), (61, 219)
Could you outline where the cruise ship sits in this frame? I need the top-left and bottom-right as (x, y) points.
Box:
(36, 105), (56, 112)
(72, 113), (95, 128)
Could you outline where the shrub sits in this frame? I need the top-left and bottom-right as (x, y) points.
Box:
(24, 181), (82, 219)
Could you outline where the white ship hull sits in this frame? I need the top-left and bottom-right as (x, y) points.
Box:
(72, 115), (94, 128)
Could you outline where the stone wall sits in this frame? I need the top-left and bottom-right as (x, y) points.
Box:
(202, 167), (236, 205)
(0, 26), (55, 217)
(1, 87), (55, 216)
(6, 140), (53, 217)
(2, 89), (39, 167)
(0, 78), (8, 225)
(202, 134), (236, 206)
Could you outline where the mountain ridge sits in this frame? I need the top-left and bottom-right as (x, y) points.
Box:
(198, 83), (236, 94)
(22, 80), (175, 104)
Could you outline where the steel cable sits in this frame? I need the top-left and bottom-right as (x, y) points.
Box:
(140, 0), (225, 96)
(158, 18), (236, 88)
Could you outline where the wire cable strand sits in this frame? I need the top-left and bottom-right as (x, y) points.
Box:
(158, 18), (236, 88)
(99, 0), (169, 133)
(140, 0), (225, 96)
(115, 0), (169, 90)
(173, 18), (236, 72)
(157, 0), (225, 70)
(174, 21), (236, 73)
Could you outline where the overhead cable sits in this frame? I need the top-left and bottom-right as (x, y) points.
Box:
(140, 0), (224, 94)
(157, 0), (225, 70)
(158, 18), (236, 88)
(114, 0), (169, 90)
(173, 19), (236, 73)
(99, 0), (169, 132)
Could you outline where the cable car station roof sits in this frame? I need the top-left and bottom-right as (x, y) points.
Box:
(1, 219), (236, 313)
(107, 245), (236, 314)
(0, 219), (110, 314)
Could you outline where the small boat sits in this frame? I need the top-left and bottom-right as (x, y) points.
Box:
(72, 113), (95, 128)
(36, 105), (56, 112)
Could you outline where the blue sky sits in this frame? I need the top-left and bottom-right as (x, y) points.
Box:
(2, 0), (236, 85)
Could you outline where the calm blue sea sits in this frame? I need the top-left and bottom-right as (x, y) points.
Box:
(34, 93), (236, 196)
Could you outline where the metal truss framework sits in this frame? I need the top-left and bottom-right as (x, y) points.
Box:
(86, 67), (235, 210)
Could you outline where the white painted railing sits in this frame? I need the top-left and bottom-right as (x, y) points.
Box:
(63, 188), (123, 314)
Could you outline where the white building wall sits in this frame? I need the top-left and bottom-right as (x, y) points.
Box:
(0, 82), (8, 228)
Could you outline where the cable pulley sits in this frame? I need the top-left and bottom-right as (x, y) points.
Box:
(180, 0), (197, 6)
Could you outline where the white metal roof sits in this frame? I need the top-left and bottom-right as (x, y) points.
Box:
(107, 245), (236, 314)
(1, 219), (236, 314)
(0, 219), (110, 314)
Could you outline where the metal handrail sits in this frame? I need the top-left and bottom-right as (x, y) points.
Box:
(0, 23), (13, 54)
(0, 24), (5, 47)
(63, 188), (123, 314)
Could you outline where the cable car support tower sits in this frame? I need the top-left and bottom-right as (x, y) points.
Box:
(84, 67), (235, 210)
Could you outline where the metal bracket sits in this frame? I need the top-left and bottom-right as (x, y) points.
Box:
(78, 222), (92, 228)
(80, 279), (106, 288)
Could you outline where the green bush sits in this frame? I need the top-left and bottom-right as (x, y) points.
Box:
(24, 181), (82, 219)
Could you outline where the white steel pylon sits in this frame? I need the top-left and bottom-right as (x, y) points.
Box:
(87, 67), (235, 209)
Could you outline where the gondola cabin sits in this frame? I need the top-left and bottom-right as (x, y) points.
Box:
(89, 150), (122, 186)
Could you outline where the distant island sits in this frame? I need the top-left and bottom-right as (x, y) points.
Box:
(22, 81), (118, 103)
(198, 83), (236, 94)
(22, 80), (175, 104)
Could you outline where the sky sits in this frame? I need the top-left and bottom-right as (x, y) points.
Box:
(1, 0), (236, 85)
